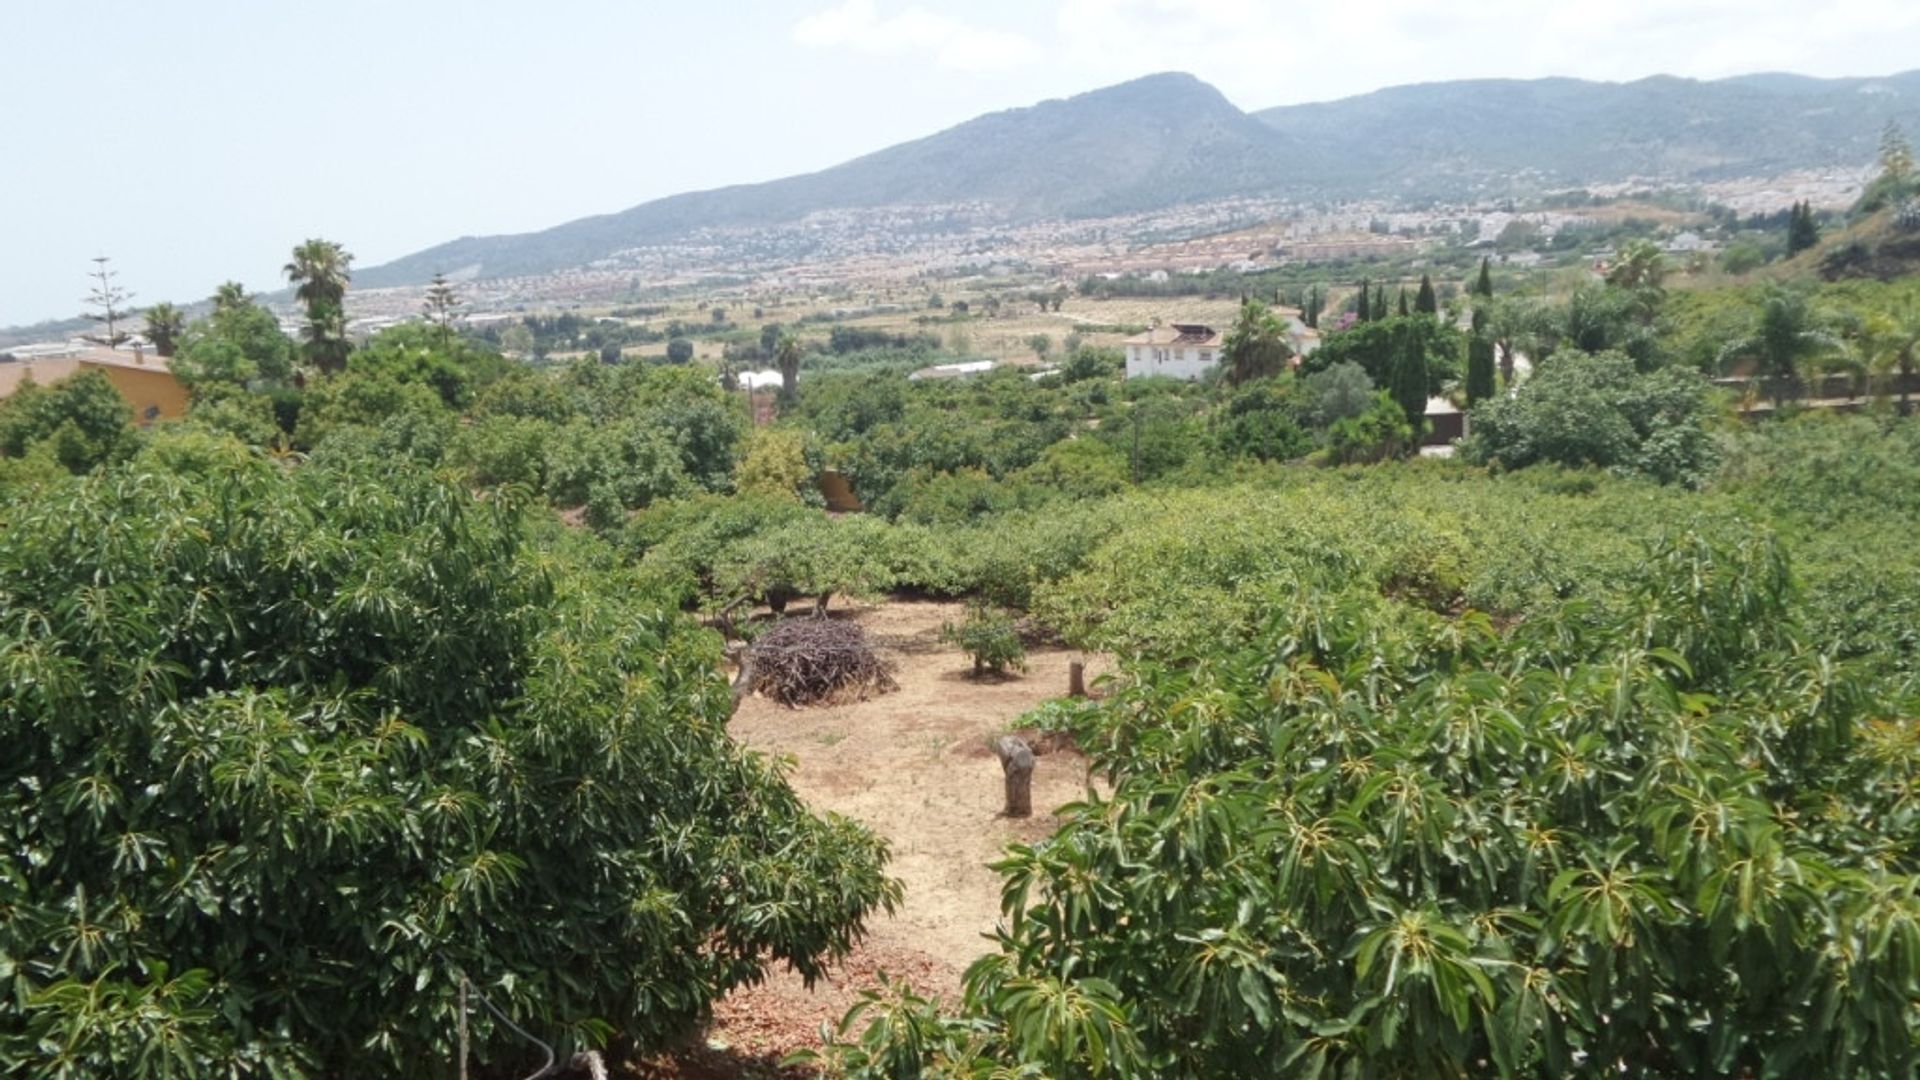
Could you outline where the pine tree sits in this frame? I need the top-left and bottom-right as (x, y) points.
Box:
(1415, 274), (1437, 315)
(423, 272), (460, 347)
(82, 256), (135, 349)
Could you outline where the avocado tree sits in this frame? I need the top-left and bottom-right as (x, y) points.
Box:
(0, 437), (898, 1076)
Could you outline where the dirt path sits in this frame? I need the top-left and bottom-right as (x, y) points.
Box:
(641, 599), (1106, 1074)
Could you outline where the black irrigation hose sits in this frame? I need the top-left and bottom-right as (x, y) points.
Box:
(457, 971), (557, 1080)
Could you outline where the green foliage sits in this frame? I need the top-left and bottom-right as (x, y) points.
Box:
(711, 514), (951, 613)
(1223, 298), (1293, 385)
(941, 604), (1028, 676)
(543, 418), (694, 525)
(1327, 391), (1416, 465)
(1464, 351), (1719, 485)
(735, 427), (821, 504)
(173, 299), (296, 391)
(1719, 242), (1767, 275)
(1298, 361), (1376, 428)
(181, 384), (287, 447)
(447, 414), (552, 490)
(1467, 310), (1497, 404)
(1716, 286), (1848, 400)
(1215, 379), (1313, 462)
(1016, 436), (1129, 500)
(349, 323), (510, 410)
(1788, 200), (1821, 256)
(1304, 315), (1461, 401)
(0, 437), (896, 1075)
(0, 370), (139, 474)
(824, 530), (1920, 1078)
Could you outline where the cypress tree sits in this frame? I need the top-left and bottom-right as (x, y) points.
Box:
(1787, 201), (1820, 256)
(1356, 279), (1370, 322)
(1398, 289), (1410, 317)
(1375, 284), (1388, 319)
(1467, 306), (1495, 404)
(1415, 273), (1437, 315)
(1467, 256), (1496, 404)
(1389, 323), (1429, 432)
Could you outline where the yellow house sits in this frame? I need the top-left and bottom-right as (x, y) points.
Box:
(0, 346), (189, 425)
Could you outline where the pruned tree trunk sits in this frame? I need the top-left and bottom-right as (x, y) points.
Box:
(995, 735), (1034, 818)
(729, 649), (757, 717)
(1068, 661), (1086, 698)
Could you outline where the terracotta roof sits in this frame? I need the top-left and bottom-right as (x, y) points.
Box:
(1122, 324), (1223, 348)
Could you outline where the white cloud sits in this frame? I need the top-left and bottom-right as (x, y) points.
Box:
(794, 0), (1043, 71)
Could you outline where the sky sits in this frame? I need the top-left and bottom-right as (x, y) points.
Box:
(3, 0), (1918, 327)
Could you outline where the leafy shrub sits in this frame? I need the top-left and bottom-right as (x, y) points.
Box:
(1326, 390), (1415, 464)
(941, 604), (1028, 676)
(1214, 379), (1313, 462)
(1463, 350), (1718, 485)
(0, 369), (139, 474)
(735, 426), (821, 504)
(1298, 360), (1376, 428)
(447, 413), (553, 490)
(0, 436), (897, 1075)
(543, 418), (693, 516)
(819, 534), (1920, 1078)
(1014, 437), (1129, 501)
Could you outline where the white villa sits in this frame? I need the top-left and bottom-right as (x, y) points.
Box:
(1122, 323), (1224, 381)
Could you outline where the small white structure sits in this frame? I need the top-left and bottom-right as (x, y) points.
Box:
(737, 369), (784, 390)
(1123, 323), (1224, 381)
(908, 359), (996, 381)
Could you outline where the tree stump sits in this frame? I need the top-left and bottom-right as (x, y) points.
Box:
(995, 735), (1034, 818)
(728, 649), (757, 717)
(1068, 660), (1086, 698)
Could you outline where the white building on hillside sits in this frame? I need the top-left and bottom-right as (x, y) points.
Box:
(1123, 323), (1224, 381)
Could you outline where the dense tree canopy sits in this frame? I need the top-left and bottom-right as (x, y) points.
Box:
(0, 439), (896, 1076)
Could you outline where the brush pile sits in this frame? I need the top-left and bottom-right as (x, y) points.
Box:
(746, 616), (897, 707)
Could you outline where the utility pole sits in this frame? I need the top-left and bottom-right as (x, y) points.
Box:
(1130, 407), (1142, 486)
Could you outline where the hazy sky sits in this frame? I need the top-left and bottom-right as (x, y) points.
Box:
(4, 0), (1918, 326)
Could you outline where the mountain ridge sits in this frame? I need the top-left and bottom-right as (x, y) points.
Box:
(356, 68), (1920, 289)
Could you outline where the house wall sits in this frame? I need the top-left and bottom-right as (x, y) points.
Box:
(92, 364), (190, 424)
(1125, 344), (1220, 381)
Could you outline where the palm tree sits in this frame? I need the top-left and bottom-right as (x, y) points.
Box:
(1866, 300), (1920, 416)
(1223, 297), (1292, 385)
(1717, 287), (1847, 406)
(775, 333), (802, 400)
(142, 302), (186, 357)
(212, 281), (250, 312)
(300, 302), (353, 377)
(1605, 239), (1668, 324)
(284, 240), (353, 375)
(284, 239), (352, 311)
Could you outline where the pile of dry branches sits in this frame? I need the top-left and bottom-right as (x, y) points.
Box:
(746, 617), (897, 707)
